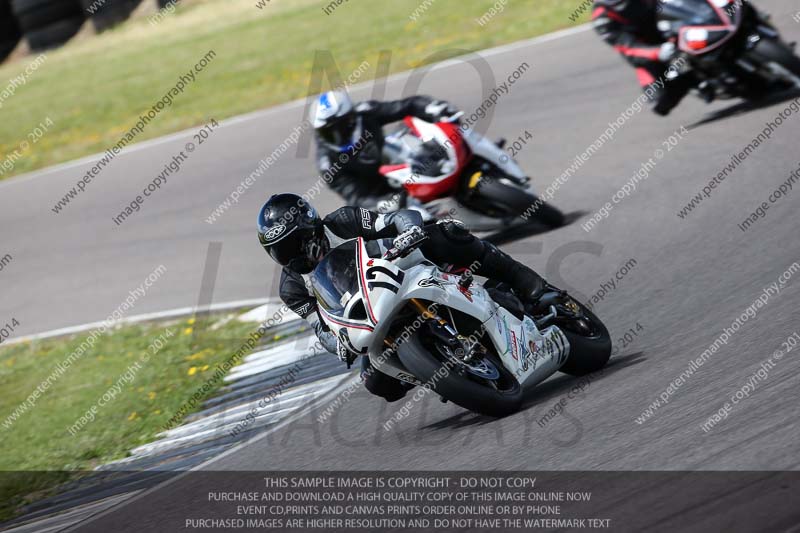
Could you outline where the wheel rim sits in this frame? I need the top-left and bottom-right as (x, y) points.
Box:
(429, 337), (516, 393)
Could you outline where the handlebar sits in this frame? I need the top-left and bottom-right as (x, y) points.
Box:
(441, 111), (464, 124)
(383, 233), (429, 261)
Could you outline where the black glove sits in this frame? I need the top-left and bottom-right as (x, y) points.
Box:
(658, 42), (677, 63)
(425, 101), (462, 123)
(392, 226), (426, 254)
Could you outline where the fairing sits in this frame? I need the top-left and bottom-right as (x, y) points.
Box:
(379, 117), (530, 203)
(657, 0), (743, 55)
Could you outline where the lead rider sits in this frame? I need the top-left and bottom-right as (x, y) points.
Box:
(258, 193), (567, 402)
(592, 0), (708, 115)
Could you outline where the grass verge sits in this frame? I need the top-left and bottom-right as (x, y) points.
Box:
(0, 315), (266, 522)
(0, 0), (582, 180)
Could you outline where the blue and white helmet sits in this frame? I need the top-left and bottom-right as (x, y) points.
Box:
(313, 90), (353, 128)
(313, 90), (361, 152)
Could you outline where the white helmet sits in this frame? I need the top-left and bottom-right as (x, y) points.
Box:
(313, 90), (360, 151)
(313, 90), (353, 128)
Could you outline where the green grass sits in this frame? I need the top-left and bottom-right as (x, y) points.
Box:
(0, 316), (268, 521)
(0, 0), (581, 179)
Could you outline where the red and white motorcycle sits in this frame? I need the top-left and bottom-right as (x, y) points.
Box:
(378, 117), (565, 233)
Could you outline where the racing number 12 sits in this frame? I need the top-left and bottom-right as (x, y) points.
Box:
(366, 266), (405, 293)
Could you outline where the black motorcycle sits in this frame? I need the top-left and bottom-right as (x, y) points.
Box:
(658, 0), (800, 100)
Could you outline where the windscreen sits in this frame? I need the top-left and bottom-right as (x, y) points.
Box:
(658, 0), (721, 27)
(311, 241), (360, 318)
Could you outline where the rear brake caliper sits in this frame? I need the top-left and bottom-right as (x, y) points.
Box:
(533, 293), (581, 329)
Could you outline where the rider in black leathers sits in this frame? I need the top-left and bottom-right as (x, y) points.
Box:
(313, 89), (460, 208)
(592, 0), (704, 115)
(258, 193), (563, 402)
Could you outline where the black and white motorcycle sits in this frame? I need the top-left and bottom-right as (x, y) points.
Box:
(311, 236), (611, 417)
(658, 0), (800, 102)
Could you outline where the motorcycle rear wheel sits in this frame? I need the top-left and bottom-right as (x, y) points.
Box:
(470, 177), (565, 228)
(749, 38), (800, 86)
(555, 301), (612, 376)
(397, 330), (523, 417)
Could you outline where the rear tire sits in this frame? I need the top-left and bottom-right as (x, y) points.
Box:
(525, 196), (565, 228)
(749, 38), (800, 86)
(472, 177), (565, 228)
(397, 331), (523, 417)
(557, 301), (612, 376)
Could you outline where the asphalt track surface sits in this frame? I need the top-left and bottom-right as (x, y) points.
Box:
(2, 1), (800, 530)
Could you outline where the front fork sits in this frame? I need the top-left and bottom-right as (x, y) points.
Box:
(408, 298), (487, 365)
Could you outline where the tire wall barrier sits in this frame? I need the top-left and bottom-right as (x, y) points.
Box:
(0, 0), (22, 62)
(11, 0), (85, 51)
(80, 0), (142, 33)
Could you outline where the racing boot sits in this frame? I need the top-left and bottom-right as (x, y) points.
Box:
(476, 243), (576, 317)
(476, 243), (543, 304)
(697, 80), (716, 104)
(652, 72), (697, 116)
(526, 282), (580, 318)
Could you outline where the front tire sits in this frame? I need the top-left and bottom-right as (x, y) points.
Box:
(397, 331), (523, 417)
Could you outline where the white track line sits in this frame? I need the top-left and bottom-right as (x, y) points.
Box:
(62, 372), (357, 533)
(0, 24), (590, 191)
(4, 298), (276, 346)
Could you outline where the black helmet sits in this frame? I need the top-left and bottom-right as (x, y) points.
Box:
(258, 193), (325, 274)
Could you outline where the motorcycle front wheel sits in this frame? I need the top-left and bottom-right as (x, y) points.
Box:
(397, 330), (523, 417)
